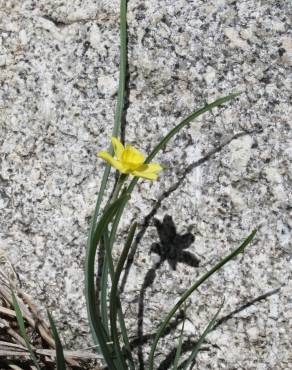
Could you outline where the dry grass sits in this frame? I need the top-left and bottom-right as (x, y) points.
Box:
(0, 250), (102, 370)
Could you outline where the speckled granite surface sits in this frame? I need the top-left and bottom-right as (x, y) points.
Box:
(0, 0), (291, 369)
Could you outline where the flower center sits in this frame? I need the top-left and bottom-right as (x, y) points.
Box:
(121, 145), (144, 171)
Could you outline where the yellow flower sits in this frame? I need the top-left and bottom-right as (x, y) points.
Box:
(98, 137), (162, 180)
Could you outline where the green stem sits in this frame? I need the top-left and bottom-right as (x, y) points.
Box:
(85, 0), (127, 365)
(111, 174), (128, 203)
(110, 223), (137, 370)
(88, 0), (127, 239)
(100, 174), (127, 344)
(114, 0), (127, 133)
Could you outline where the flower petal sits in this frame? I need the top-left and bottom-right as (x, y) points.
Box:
(98, 151), (126, 173)
(132, 163), (162, 180)
(143, 163), (163, 172)
(111, 137), (124, 160)
(135, 163), (162, 173)
(132, 169), (158, 180)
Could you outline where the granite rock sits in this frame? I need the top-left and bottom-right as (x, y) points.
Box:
(0, 0), (291, 368)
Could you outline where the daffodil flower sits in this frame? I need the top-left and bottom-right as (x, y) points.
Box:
(98, 137), (162, 180)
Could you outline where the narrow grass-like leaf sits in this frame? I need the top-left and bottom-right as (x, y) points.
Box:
(101, 210), (133, 370)
(183, 299), (224, 370)
(127, 93), (241, 195)
(100, 229), (133, 370)
(102, 95), (242, 290)
(103, 234), (128, 370)
(103, 95), (241, 260)
(96, 94), (243, 366)
(85, 194), (129, 370)
(100, 95), (241, 274)
(146, 93), (241, 163)
(110, 222), (137, 370)
(100, 175), (128, 341)
(172, 305), (186, 370)
(87, 0), (128, 351)
(148, 229), (257, 370)
(11, 289), (41, 370)
(114, 0), (127, 135)
(117, 311), (135, 370)
(89, 0), (128, 232)
(100, 186), (136, 369)
(100, 229), (110, 338)
(47, 310), (66, 370)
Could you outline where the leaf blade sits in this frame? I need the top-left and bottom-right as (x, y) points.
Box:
(110, 222), (137, 370)
(100, 229), (111, 338)
(146, 92), (241, 163)
(172, 305), (186, 370)
(89, 0), (128, 232)
(126, 93), (241, 195)
(47, 310), (66, 370)
(183, 300), (224, 370)
(148, 229), (257, 370)
(101, 204), (134, 370)
(11, 289), (41, 370)
(86, 0), (128, 357)
(85, 194), (129, 370)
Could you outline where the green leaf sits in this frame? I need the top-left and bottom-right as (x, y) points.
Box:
(100, 211), (134, 370)
(172, 305), (186, 370)
(100, 175), (128, 341)
(183, 300), (224, 370)
(126, 93), (241, 194)
(47, 310), (66, 370)
(148, 229), (257, 370)
(94, 93), (242, 368)
(88, 0), (128, 233)
(85, 194), (129, 370)
(110, 222), (137, 370)
(11, 289), (41, 370)
(105, 95), (242, 261)
(103, 94), (242, 300)
(114, 0), (127, 135)
(146, 93), (241, 163)
(87, 1), (128, 356)
(103, 228), (128, 370)
(100, 229), (111, 338)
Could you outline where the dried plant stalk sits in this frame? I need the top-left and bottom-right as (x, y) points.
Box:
(0, 250), (102, 369)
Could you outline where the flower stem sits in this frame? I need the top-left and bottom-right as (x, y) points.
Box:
(111, 174), (128, 203)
